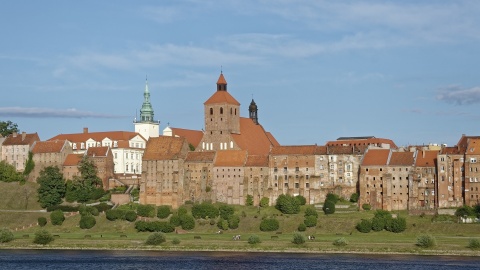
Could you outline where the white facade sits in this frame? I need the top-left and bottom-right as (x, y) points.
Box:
(135, 122), (159, 141)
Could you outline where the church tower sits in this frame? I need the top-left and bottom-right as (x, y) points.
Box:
(134, 78), (159, 140)
(249, 99), (258, 125)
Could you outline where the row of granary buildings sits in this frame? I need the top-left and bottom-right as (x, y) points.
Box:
(1, 73), (479, 212)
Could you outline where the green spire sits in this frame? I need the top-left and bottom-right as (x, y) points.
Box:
(139, 77), (155, 123)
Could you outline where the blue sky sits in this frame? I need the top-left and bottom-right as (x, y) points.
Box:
(1, 1), (480, 147)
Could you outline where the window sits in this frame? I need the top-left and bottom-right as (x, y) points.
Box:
(295, 183), (299, 188)
(274, 167), (278, 172)
(210, 108), (213, 115)
(295, 167), (299, 172)
(306, 183), (310, 188)
(284, 183), (288, 188)
(306, 175), (309, 179)
(471, 158), (477, 163)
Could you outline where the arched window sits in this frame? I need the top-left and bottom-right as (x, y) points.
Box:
(210, 108), (213, 115)
(220, 107), (223, 114)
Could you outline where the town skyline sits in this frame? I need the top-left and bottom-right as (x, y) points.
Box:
(1, 1), (480, 146)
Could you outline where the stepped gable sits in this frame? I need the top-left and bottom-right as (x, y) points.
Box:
(389, 151), (415, 166)
(271, 145), (317, 155)
(3, 132), (40, 145)
(31, 140), (67, 154)
(231, 118), (277, 156)
(245, 155), (269, 167)
(48, 130), (144, 144)
(143, 136), (187, 161)
(362, 149), (391, 166)
(466, 138), (480, 155)
(171, 127), (203, 148)
(415, 150), (439, 167)
(214, 150), (247, 167)
(63, 154), (83, 166)
(185, 151), (215, 162)
(86, 146), (110, 157)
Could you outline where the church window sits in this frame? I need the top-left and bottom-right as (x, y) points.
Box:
(220, 107), (223, 114)
(210, 108), (213, 115)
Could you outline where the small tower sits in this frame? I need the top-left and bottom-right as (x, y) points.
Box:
(134, 78), (159, 140)
(249, 99), (258, 125)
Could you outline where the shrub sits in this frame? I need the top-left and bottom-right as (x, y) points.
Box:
(33, 229), (54, 245)
(145, 232), (166, 245)
(371, 216), (386, 231)
(295, 195), (306, 206)
(388, 217), (407, 233)
(349, 193), (359, 203)
(323, 200), (335, 215)
(169, 214), (181, 227)
(455, 205), (475, 217)
(356, 219), (372, 233)
(180, 214), (196, 230)
(304, 215), (317, 227)
(38, 217), (47, 227)
(260, 197), (269, 207)
(135, 221), (175, 233)
(0, 228), (14, 243)
(209, 218), (216, 225)
(246, 194), (254, 206)
(468, 238), (480, 249)
(157, 205), (171, 219)
(50, 210), (65, 226)
(172, 238), (181, 245)
(275, 194), (300, 214)
(325, 193), (339, 204)
(106, 209), (126, 221)
(248, 235), (261, 244)
(416, 234), (436, 248)
(46, 205), (79, 212)
(362, 204), (371, 211)
(177, 206), (188, 216)
(292, 232), (306, 245)
(333, 237), (348, 246)
(79, 215), (96, 229)
(298, 223), (307, 232)
(192, 202), (219, 219)
(219, 205), (235, 220)
(217, 219), (229, 230)
(137, 204), (156, 218)
(374, 210), (392, 219)
(125, 210), (137, 222)
(228, 215), (240, 229)
(304, 207), (318, 218)
(93, 202), (112, 213)
(260, 218), (279, 231)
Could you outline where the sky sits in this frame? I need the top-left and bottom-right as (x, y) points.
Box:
(1, 0), (480, 147)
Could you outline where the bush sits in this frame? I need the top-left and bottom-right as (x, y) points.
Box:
(134, 221), (175, 233)
(180, 215), (196, 230)
(46, 205), (79, 212)
(125, 210), (137, 222)
(260, 197), (269, 207)
(145, 232), (166, 245)
(295, 195), (306, 206)
(192, 202), (219, 219)
(304, 207), (318, 218)
(79, 205), (99, 217)
(177, 206), (188, 216)
(356, 219), (372, 233)
(292, 232), (306, 245)
(304, 215), (317, 227)
(323, 200), (335, 215)
(275, 194), (300, 214)
(38, 217), (47, 227)
(333, 237), (348, 247)
(388, 217), (407, 233)
(93, 202), (112, 213)
(219, 205), (235, 220)
(326, 193), (339, 204)
(106, 209), (126, 221)
(246, 194), (254, 206)
(157, 205), (171, 219)
(50, 210), (65, 226)
(172, 238), (181, 245)
(455, 205), (475, 217)
(169, 214), (181, 227)
(298, 223), (307, 232)
(350, 193), (359, 203)
(79, 215), (96, 229)
(371, 216), (386, 231)
(33, 229), (54, 245)
(217, 219), (229, 230)
(248, 235), (261, 244)
(228, 215), (240, 229)
(137, 204), (156, 218)
(468, 238), (480, 249)
(260, 218), (279, 231)
(0, 228), (14, 243)
(362, 204), (371, 211)
(416, 234), (436, 248)
(374, 210), (392, 219)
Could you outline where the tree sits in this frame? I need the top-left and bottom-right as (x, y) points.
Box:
(323, 200), (335, 215)
(77, 157), (103, 189)
(0, 161), (25, 183)
(219, 204), (235, 220)
(0, 121), (19, 137)
(157, 205), (171, 219)
(0, 228), (14, 243)
(23, 151), (35, 176)
(79, 215), (96, 229)
(37, 166), (66, 208)
(145, 232), (166, 245)
(260, 218), (279, 231)
(304, 215), (318, 227)
(292, 232), (306, 245)
(350, 193), (359, 203)
(50, 210), (65, 226)
(66, 157), (104, 203)
(275, 194), (300, 214)
(246, 194), (254, 206)
(33, 229), (54, 245)
(260, 197), (269, 207)
(295, 195), (306, 205)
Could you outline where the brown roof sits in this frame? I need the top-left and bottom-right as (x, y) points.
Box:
(143, 136), (187, 161)
(327, 137), (397, 149)
(204, 90), (240, 106)
(231, 118), (276, 156)
(245, 155), (269, 167)
(466, 139), (480, 155)
(456, 135), (480, 153)
(389, 151), (415, 166)
(32, 140), (68, 154)
(63, 154), (83, 166)
(328, 145), (367, 155)
(171, 128), (203, 149)
(3, 132), (40, 146)
(48, 130), (145, 144)
(266, 132), (280, 147)
(415, 150), (438, 167)
(86, 146), (110, 157)
(362, 149), (391, 166)
(315, 145), (328, 155)
(271, 145), (317, 155)
(214, 150), (247, 167)
(217, 73), (227, 85)
(440, 146), (462, 155)
(185, 151), (215, 162)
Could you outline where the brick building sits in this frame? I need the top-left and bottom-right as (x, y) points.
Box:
(30, 140), (72, 181)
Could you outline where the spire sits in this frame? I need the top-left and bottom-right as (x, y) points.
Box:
(249, 99), (258, 125)
(216, 72), (227, 91)
(139, 77), (155, 123)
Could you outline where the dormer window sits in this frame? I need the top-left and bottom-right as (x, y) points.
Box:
(113, 141), (118, 147)
(81, 143), (85, 149)
(72, 143), (77, 150)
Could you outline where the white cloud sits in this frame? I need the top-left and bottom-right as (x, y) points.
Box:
(437, 85), (480, 105)
(0, 107), (124, 119)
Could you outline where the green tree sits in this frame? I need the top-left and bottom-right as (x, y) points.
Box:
(292, 232), (306, 245)
(304, 206), (318, 218)
(37, 166), (66, 208)
(304, 215), (317, 227)
(33, 229), (54, 245)
(180, 214), (196, 230)
(259, 218), (279, 231)
(38, 217), (47, 227)
(66, 157), (104, 203)
(356, 219), (372, 233)
(295, 195), (306, 205)
(455, 205), (475, 217)
(79, 215), (96, 229)
(0, 161), (25, 183)
(323, 200), (335, 215)
(137, 204), (156, 217)
(246, 194), (254, 206)
(0, 121), (19, 137)
(157, 205), (171, 219)
(192, 202), (219, 219)
(228, 215), (240, 229)
(260, 197), (269, 207)
(275, 194), (300, 214)
(0, 228), (14, 243)
(145, 232), (166, 245)
(23, 151), (35, 176)
(219, 204), (235, 220)
(50, 210), (65, 226)
(326, 193), (339, 204)
(350, 193), (359, 203)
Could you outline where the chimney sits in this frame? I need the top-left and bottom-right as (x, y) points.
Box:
(83, 127), (88, 134)
(422, 150), (425, 158)
(12, 132), (18, 137)
(22, 131), (26, 141)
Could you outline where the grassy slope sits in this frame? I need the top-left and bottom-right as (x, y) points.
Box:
(0, 181), (42, 210)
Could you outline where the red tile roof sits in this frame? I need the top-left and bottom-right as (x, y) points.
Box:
(63, 154), (83, 166)
(171, 128), (204, 149)
(327, 137), (397, 149)
(32, 140), (68, 154)
(415, 150), (438, 167)
(86, 147), (110, 157)
(204, 90), (240, 106)
(217, 73), (227, 85)
(315, 145), (328, 155)
(214, 150), (247, 167)
(271, 145), (317, 155)
(3, 132), (40, 146)
(266, 132), (280, 147)
(327, 145), (367, 155)
(143, 136), (187, 160)
(362, 149), (391, 166)
(48, 130), (145, 144)
(440, 146), (462, 155)
(466, 139), (480, 155)
(389, 151), (415, 166)
(231, 118), (277, 156)
(245, 155), (269, 167)
(185, 151), (215, 162)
